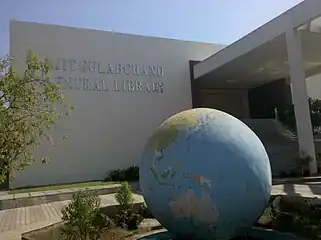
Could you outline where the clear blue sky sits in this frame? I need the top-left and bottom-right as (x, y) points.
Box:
(1, 0), (303, 57)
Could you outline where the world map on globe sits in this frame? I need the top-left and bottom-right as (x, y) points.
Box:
(139, 108), (272, 240)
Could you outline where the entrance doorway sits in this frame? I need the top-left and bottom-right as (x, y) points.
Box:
(248, 79), (292, 119)
(198, 89), (250, 119)
(189, 61), (250, 118)
(189, 61), (292, 119)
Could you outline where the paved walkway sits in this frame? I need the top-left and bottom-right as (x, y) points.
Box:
(0, 193), (144, 239)
(273, 183), (321, 197)
(0, 184), (120, 210)
(272, 176), (321, 198)
(0, 181), (320, 239)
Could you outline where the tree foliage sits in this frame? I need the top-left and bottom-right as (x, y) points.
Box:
(0, 49), (72, 184)
(115, 182), (134, 209)
(278, 97), (321, 135)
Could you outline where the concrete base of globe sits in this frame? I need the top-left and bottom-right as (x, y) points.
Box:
(137, 227), (298, 240)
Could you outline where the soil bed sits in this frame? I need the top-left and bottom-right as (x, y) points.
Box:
(255, 195), (321, 239)
(23, 195), (321, 240)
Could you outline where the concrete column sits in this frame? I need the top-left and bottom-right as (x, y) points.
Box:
(286, 28), (317, 175)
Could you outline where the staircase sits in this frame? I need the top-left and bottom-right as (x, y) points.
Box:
(240, 119), (301, 176)
(241, 119), (296, 143)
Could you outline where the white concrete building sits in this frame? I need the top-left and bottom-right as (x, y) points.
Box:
(7, 0), (321, 188)
(9, 20), (225, 188)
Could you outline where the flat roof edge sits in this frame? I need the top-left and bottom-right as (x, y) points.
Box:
(9, 19), (224, 46)
(194, 0), (321, 80)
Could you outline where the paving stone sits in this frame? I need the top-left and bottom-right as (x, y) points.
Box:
(0, 191), (8, 196)
(0, 184), (121, 210)
(32, 196), (48, 205)
(1, 200), (18, 210)
(45, 194), (61, 203)
(0, 193), (143, 236)
(17, 198), (34, 209)
(0, 194), (14, 201)
(98, 188), (118, 195)
(56, 189), (73, 193)
(90, 185), (105, 190)
(1, 183), (320, 240)
(13, 193), (30, 199)
(0, 216), (62, 240)
(68, 188), (82, 192)
(42, 190), (60, 196)
(139, 218), (162, 231)
(57, 193), (73, 201)
(29, 192), (47, 197)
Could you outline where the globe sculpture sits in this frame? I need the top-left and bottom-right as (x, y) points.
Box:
(139, 108), (272, 240)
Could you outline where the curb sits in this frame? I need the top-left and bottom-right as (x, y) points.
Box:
(0, 184), (121, 211)
(21, 200), (145, 240)
(271, 192), (321, 206)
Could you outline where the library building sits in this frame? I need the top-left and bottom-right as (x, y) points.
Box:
(6, 0), (321, 189)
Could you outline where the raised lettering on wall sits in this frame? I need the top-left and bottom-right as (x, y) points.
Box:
(52, 58), (165, 93)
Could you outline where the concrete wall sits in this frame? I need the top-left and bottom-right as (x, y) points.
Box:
(198, 89), (249, 118)
(285, 74), (321, 100)
(306, 73), (321, 99)
(9, 20), (223, 188)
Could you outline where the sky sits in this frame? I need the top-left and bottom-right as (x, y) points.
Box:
(0, 0), (304, 57)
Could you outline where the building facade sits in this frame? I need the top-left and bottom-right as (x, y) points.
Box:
(9, 20), (225, 188)
(9, 16), (321, 188)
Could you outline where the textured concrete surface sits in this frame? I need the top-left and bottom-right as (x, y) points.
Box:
(272, 183), (321, 197)
(138, 218), (162, 232)
(0, 182), (320, 239)
(241, 119), (321, 176)
(272, 175), (321, 198)
(0, 184), (120, 210)
(0, 193), (144, 239)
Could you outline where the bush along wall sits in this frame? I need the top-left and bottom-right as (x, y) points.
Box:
(104, 166), (139, 182)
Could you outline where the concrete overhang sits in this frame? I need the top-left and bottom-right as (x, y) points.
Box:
(194, 0), (321, 89)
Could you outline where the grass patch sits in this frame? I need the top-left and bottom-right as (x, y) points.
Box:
(9, 181), (117, 194)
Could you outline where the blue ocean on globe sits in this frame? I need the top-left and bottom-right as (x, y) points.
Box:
(139, 108), (272, 240)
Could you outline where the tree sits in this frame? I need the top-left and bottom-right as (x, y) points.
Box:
(0, 49), (72, 184)
(277, 97), (321, 135)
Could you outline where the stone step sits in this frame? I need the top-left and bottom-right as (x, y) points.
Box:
(0, 184), (121, 211)
(0, 193), (144, 239)
(241, 119), (295, 142)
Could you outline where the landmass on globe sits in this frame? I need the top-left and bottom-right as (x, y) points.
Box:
(147, 108), (215, 152)
(148, 109), (216, 187)
(169, 188), (219, 226)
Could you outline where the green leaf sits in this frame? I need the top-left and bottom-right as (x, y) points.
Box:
(0, 49), (73, 184)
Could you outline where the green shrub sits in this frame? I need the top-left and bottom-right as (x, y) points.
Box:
(114, 182), (144, 229)
(59, 190), (114, 240)
(104, 166), (139, 182)
(115, 182), (134, 209)
(114, 208), (143, 230)
(267, 195), (321, 238)
(138, 203), (154, 218)
(104, 169), (122, 181)
(125, 166), (139, 181)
